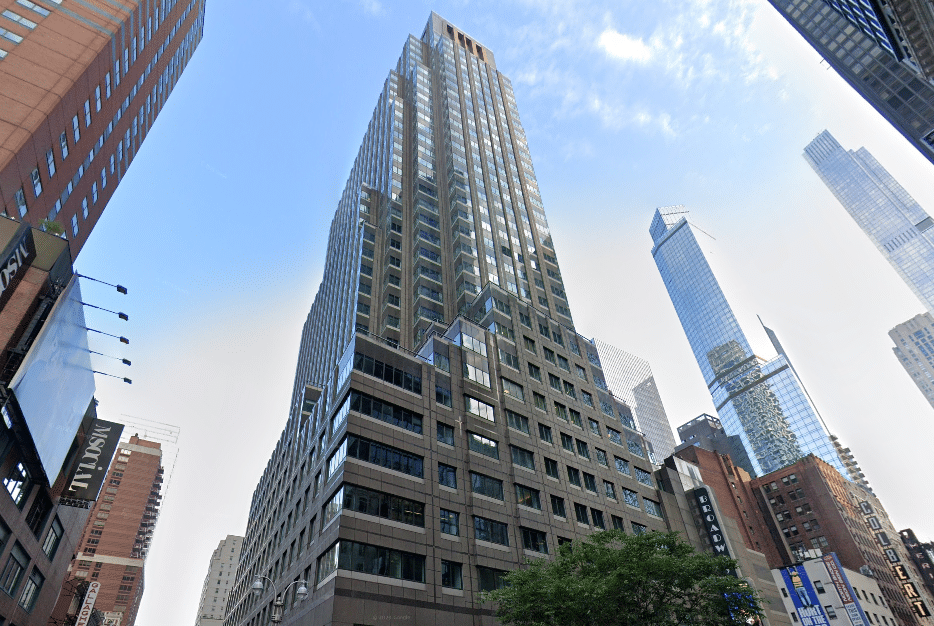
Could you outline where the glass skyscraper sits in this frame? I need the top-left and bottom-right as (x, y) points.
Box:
(593, 338), (677, 462)
(223, 15), (677, 626)
(766, 0), (934, 168)
(650, 206), (846, 477)
(889, 312), (934, 410)
(804, 130), (934, 317)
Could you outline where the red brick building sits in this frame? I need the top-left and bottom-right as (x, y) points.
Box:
(51, 436), (163, 626)
(0, 0), (205, 257)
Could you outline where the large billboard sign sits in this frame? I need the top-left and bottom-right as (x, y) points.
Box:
(780, 566), (831, 626)
(65, 419), (124, 501)
(9, 277), (95, 479)
(822, 554), (869, 626)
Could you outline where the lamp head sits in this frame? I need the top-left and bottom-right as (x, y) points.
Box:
(251, 578), (264, 597)
(296, 582), (309, 602)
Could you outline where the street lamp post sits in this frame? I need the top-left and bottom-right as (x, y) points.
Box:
(251, 575), (308, 624)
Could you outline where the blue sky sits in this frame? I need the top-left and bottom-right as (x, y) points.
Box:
(74, 1), (934, 623)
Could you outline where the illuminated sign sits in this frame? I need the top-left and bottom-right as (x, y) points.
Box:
(75, 581), (101, 626)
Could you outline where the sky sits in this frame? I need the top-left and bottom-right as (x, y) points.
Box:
(71, 0), (934, 623)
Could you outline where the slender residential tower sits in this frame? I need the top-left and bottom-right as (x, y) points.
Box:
(650, 206), (846, 478)
(0, 0), (206, 256)
(804, 130), (934, 316)
(195, 535), (243, 626)
(766, 0), (934, 167)
(224, 14), (676, 626)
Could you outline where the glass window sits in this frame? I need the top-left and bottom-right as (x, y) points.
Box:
(576, 440), (590, 459)
(510, 445), (534, 469)
(515, 484), (541, 509)
(437, 423), (455, 446)
(506, 409), (529, 434)
(18, 567), (43, 612)
(544, 457), (559, 479)
(604, 481), (616, 499)
(550, 495), (566, 517)
(583, 473), (597, 493)
(574, 503), (589, 525)
(591, 509), (606, 529)
(595, 448), (608, 467)
(644, 498), (663, 518)
(521, 528), (548, 553)
(470, 472), (504, 500)
(438, 464), (457, 488)
(477, 566), (507, 591)
(634, 467), (653, 487)
(566, 467), (581, 487)
(623, 488), (640, 508)
(560, 433), (574, 452)
(474, 516), (509, 545)
(632, 522), (647, 535)
(538, 423), (552, 443)
(527, 362), (542, 381)
(0, 543), (28, 595)
(440, 509), (459, 536)
(465, 396), (495, 421)
(468, 432), (499, 459)
(441, 561), (462, 589)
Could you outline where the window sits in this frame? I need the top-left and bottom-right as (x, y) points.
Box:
(549, 373), (562, 391)
(574, 503), (589, 525)
(84, 99), (91, 126)
(437, 423), (455, 446)
(353, 352), (422, 393)
(474, 516), (509, 545)
(510, 445), (535, 470)
(433, 353), (450, 373)
(544, 457), (559, 479)
(477, 566), (508, 591)
(4, 462), (30, 508)
(95, 85), (102, 111)
(440, 509), (459, 535)
(604, 481), (617, 499)
(576, 440), (590, 459)
(814, 580), (825, 594)
(470, 472), (504, 500)
(60, 132), (68, 159)
(527, 362), (542, 382)
(533, 392), (547, 411)
(595, 448), (608, 467)
(583, 473), (597, 493)
(0, 543), (28, 595)
(438, 464), (457, 488)
(521, 528), (548, 553)
(515, 484), (541, 509)
(608, 428), (623, 445)
(644, 499), (663, 518)
(18, 567), (43, 612)
(92, 181), (98, 203)
(631, 522), (647, 535)
(588, 419), (601, 436)
(591, 509), (606, 529)
(342, 389), (424, 434)
(319, 540), (425, 583)
(506, 409), (529, 434)
(468, 432), (499, 459)
(13, 188), (27, 217)
(538, 423), (553, 443)
(634, 467), (653, 487)
(568, 409), (583, 428)
(340, 484), (425, 527)
(499, 349), (520, 370)
(563, 381), (576, 398)
(566, 467), (582, 487)
(554, 402), (568, 421)
(551, 495), (566, 518)
(72, 114), (80, 143)
(441, 561), (462, 589)
(825, 605), (837, 620)
(436, 385), (452, 408)
(581, 391), (594, 407)
(544, 347), (556, 363)
(465, 396), (495, 421)
(523, 336), (536, 352)
(576, 365), (587, 381)
(623, 488), (640, 508)
(560, 432), (574, 452)
(464, 362), (490, 387)
(345, 435), (424, 478)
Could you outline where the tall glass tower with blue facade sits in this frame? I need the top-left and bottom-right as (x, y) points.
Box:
(804, 130), (934, 317)
(650, 206), (846, 477)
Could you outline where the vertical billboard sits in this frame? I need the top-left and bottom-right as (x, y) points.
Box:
(64, 419), (124, 501)
(821, 554), (869, 626)
(9, 276), (95, 479)
(780, 565), (831, 626)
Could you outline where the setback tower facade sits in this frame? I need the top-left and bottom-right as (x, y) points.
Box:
(224, 14), (682, 626)
(196, 535), (243, 626)
(0, 0), (206, 257)
(889, 313), (934, 409)
(650, 206), (846, 477)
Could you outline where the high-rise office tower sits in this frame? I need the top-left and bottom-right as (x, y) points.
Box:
(0, 0), (206, 257)
(593, 338), (677, 461)
(195, 535), (243, 626)
(766, 0), (934, 167)
(650, 206), (846, 477)
(675, 413), (757, 477)
(50, 436), (164, 626)
(804, 130), (934, 316)
(225, 15), (682, 626)
(889, 312), (934, 409)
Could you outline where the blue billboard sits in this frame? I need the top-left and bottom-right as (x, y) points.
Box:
(781, 565), (831, 626)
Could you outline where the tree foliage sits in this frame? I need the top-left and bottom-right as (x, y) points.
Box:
(481, 530), (763, 626)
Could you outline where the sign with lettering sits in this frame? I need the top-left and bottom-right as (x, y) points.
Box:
(75, 581), (101, 626)
(64, 419), (124, 501)
(692, 487), (732, 562)
(0, 225), (35, 313)
(822, 554), (868, 626)
(781, 566), (831, 626)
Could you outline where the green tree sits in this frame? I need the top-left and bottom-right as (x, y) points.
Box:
(482, 530), (763, 626)
(39, 219), (64, 236)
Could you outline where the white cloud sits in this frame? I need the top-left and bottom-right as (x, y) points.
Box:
(360, 0), (385, 16)
(598, 28), (654, 64)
